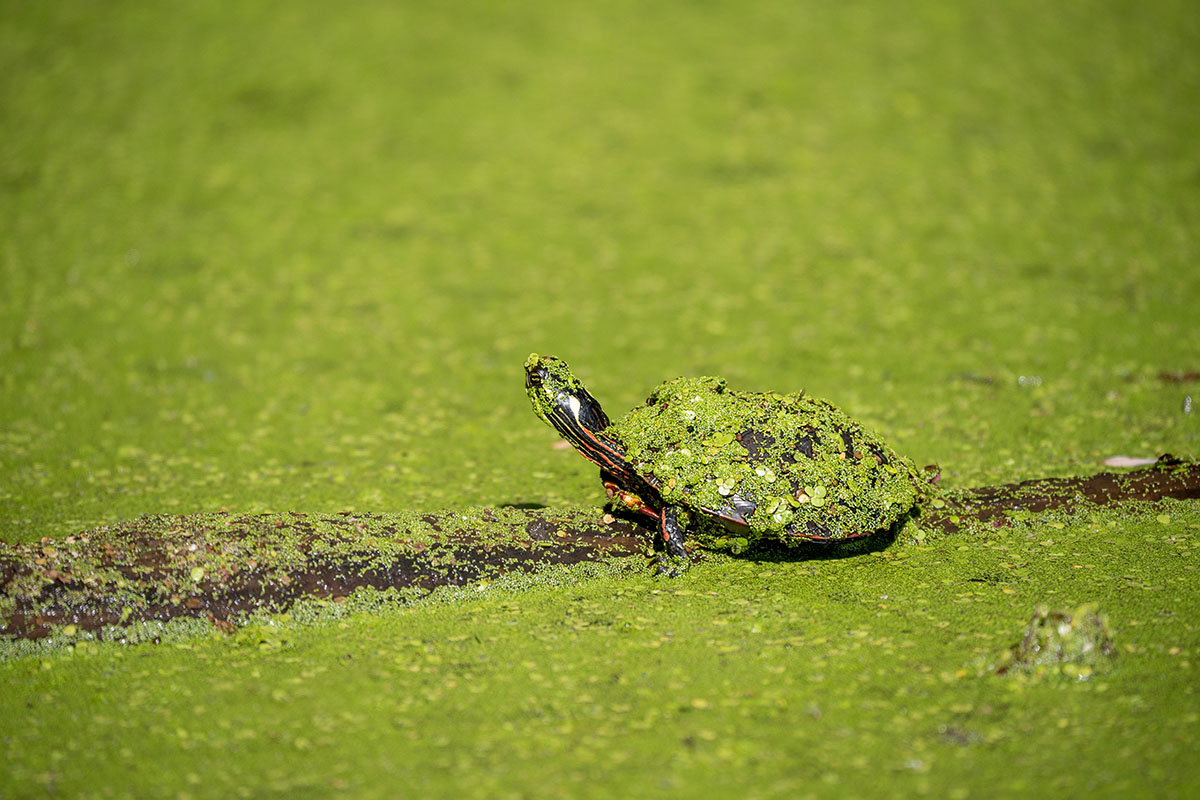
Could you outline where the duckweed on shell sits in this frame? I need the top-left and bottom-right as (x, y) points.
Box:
(609, 375), (924, 544)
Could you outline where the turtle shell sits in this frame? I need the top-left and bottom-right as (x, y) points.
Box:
(606, 376), (921, 543)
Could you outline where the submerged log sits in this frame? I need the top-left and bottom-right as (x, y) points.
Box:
(921, 454), (1200, 534)
(2, 456), (1197, 640)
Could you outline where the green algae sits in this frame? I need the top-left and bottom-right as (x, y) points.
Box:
(2, 0), (1200, 797)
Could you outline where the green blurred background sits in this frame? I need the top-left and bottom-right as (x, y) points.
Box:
(4, 3), (1200, 798)
(3, 0), (1198, 537)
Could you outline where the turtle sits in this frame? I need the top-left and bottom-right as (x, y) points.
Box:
(524, 353), (924, 570)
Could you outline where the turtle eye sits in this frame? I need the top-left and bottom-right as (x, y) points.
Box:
(525, 365), (549, 390)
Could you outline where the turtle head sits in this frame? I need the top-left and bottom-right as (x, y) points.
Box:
(525, 354), (654, 496)
(524, 353), (612, 441)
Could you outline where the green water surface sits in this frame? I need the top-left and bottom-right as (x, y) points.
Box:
(2, 1), (1198, 797)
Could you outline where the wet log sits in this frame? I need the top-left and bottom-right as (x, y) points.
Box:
(2, 457), (1197, 640)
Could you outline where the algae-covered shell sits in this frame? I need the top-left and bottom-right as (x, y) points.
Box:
(606, 375), (921, 542)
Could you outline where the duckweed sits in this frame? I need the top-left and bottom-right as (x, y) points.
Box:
(995, 604), (1116, 677)
(2, 0), (1199, 798)
(4, 499), (1200, 798)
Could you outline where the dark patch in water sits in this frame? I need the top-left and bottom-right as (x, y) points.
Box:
(1157, 371), (1200, 383)
(922, 454), (1200, 534)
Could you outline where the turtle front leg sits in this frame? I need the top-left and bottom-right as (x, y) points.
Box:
(656, 505), (690, 575)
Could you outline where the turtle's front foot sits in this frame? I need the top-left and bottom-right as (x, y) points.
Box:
(652, 551), (691, 577)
